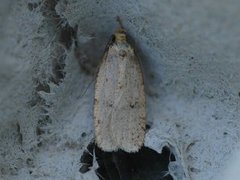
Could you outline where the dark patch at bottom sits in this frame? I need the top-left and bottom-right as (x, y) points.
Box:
(80, 142), (175, 180)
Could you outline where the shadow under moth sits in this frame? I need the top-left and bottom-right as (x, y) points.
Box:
(94, 18), (146, 153)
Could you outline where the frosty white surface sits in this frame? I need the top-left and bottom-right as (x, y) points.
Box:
(0, 0), (240, 179)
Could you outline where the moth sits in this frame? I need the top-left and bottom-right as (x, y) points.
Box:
(94, 19), (146, 152)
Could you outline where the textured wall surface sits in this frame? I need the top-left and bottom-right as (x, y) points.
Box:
(0, 0), (240, 179)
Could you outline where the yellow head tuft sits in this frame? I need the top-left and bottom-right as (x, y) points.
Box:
(114, 28), (127, 42)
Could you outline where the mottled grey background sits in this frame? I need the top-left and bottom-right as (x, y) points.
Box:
(0, 0), (240, 179)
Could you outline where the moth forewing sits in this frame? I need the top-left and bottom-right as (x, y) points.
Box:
(94, 27), (146, 153)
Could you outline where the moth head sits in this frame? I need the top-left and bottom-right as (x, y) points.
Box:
(114, 28), (127, 43)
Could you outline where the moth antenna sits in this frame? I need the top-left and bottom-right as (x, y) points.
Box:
(116, 16), (124, 30)
(78, 77), (95, 100)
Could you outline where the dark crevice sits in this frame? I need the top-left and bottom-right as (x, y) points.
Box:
(30, 0), (78, 146)
(36, 114), (52, 147)
(40, 0), (59, 19)
(27, 2), (41, 11)
(146, 123), (151, 130)
(80, 142), (175, 180)
(35, 81), (50, 93)
(27, 95), (46, 107)
(79, 142), (95, 173)
(36, 126), (45, 136)
(26, 158), (34, 168)
(16, 123), (23, 144)
(59, 24), (78, 49)
(51, 51), (67, 85)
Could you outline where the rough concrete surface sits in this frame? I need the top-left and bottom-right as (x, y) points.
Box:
(0, 0), (240, 179)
